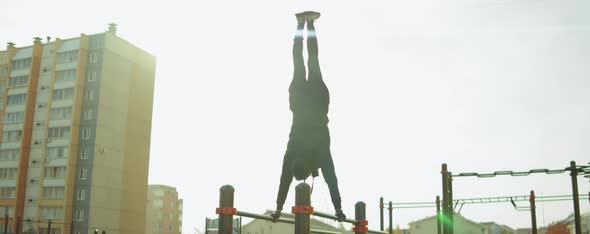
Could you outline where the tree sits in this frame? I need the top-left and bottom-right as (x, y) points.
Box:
(546, 223), (569, 234)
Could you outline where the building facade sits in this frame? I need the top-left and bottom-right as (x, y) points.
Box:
(0, 24), (156, 234)
(145, 185), (183, 234)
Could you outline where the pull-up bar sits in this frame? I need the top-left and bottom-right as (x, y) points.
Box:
(216, 183), (387, 234)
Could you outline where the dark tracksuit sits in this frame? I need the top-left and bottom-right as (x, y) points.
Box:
(275, 26), (342, 212)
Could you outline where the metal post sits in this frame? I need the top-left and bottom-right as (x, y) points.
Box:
(294, 182), (311, 234)
(47, 220), (51, 234)
(3, 213), (7, 234)
(379, 197), (384, 231)
(570, 161), (582, 234)
(530, 191), (537, 234)
(16, 216), (20, 234)
(388, 202), (393, 234)
(218, 185), (235, 234)
(441, 164), (449, 234)
(355, 202), (366, 234)
(436, 196), (442, 234)
(205, 218), (208, 234)
(448, 172), (454, 234)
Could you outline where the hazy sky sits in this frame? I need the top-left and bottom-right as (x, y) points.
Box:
(2, 0), (589, 233)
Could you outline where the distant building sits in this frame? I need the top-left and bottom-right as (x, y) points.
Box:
(240, 210), (351, 234)
(145, 185), (183, 234)
(0, 24), (156, 234)
(205, 218), (241, 234)
(481, 222), (515, 234)
(408, 214), (488, 234)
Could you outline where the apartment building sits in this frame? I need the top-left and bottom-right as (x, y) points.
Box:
(145, 185), (183, 234)
(0, 24), (156, 234)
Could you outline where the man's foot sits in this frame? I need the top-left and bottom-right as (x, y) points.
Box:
(295, 12), (306, 24)
(303, 11), (321, 22)
(335, 209), (346, 222)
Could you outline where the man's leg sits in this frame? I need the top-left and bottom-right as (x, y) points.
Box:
(306, 18), (323, 83)
(289, 15), (306, 92)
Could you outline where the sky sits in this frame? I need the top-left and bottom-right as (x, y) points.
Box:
(2, 0), (590, 233)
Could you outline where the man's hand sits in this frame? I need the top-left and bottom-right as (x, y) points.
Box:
(335, 209), (346, 222)
(270, 210), (282, 222)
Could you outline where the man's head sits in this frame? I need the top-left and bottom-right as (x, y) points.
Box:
(292, 159), (311, 181)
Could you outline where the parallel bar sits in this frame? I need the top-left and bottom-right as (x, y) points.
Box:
(234, 211), (338, 234)
(312, 211), (357, 224)
(237, 211), (294, 224)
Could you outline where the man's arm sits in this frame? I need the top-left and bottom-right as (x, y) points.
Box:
(321, 154), (346, 221)
(274, 153), (294, 216)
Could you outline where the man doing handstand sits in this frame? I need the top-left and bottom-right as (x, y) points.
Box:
(272, 11), (346, 222)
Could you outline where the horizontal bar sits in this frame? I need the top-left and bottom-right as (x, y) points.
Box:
(236, 211), (346, 234)
(236, 211), (295, 224)
(311, 229), (342, 234)
(368, 229), (389, 234)
(390, 201), (434, 205)
(312, 211), (357, 224)
(391, 205), (437, 209)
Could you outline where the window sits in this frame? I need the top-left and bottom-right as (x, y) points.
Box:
(6, 94), (26, 105)
(44, 166), (66, 178)
(79, 169), (87, 180)
(1, 130), (22, 142)
(89, 53), (98, 63)
(75, 209), (85, 221)
(56, 50), (78, 64)
(0, 149), (19, 161)
(40, 206), (63, 219)
(11, 58), (31, 71)
(55, 69), (77, 82)
(50, 107), (72, 120)
(0, 187), (16, 198)
(0, 168), (18, 180)
(153, 199), (164, 208)
(80, 148), (89, 159)
(3, 112), (25, 124)
(7, 75), (28, 87)
(46, 146), (68, 159)
(84, 109), (94, 120)
(52, 88), (74, 101)
(0, 207), (14, 218)
(82, 129), (91, 139)
(1, 66), (7, 75)
(87, 89), (95, 101)
(77, 189), (86, 200)
(48, 127), (70, 139)
(154, 189), (164, 197)
(88, 71), (97, 81)
(42, 186), (65, 199)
